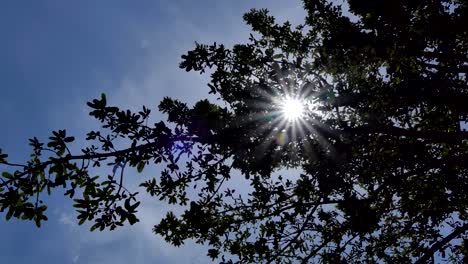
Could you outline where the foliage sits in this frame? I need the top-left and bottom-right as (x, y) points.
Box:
(1, 0), (468, 263)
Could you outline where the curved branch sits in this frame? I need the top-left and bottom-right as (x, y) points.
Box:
(415, 224), (468, 264)
(0, 135), (197, 188)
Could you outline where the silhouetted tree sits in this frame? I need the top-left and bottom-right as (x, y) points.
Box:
(1, 0), (468, 262)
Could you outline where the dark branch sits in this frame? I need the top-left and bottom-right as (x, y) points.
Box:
(347, 125), (468, 144)
(0, 135), (196, 188)
(415, 224), (468, 264)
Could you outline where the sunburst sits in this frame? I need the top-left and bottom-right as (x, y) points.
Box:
(281, 97), (305, 122)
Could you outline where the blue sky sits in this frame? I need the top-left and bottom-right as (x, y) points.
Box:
(0, 1), (305, 263)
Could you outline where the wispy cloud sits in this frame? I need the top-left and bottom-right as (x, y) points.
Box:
(1, 1), (305, 263)
(58, 1), (306, 263)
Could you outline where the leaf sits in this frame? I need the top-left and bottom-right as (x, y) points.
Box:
(137, 162), (145, 173)
(2, 172), (13, 179)
(0, 149), (8, 162)
(101, 93), (106, 105)
(35, 218), (41, 228)
(124, 198), (131, 211)
(64, 136), (75, 143)
(127, 214), (139, 225)
(5, 208), (14, 221)
(129, 201), (140, 211)
(90, 223), (99, 231)
(273, 54), (283, 59)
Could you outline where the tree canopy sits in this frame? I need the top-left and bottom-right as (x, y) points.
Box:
(1, 0), (468, 263)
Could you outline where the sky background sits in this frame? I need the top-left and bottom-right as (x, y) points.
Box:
(0, 1), (305, 263)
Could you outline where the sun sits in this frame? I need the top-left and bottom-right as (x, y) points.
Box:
(281, 97), (305, 121)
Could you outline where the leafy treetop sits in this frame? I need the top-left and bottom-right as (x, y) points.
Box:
(1, 0), (468, 263)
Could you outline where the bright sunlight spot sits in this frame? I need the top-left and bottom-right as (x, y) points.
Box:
(281, 97), (304, 121)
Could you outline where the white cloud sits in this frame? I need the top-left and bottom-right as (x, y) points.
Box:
(59, 212), (75, 228)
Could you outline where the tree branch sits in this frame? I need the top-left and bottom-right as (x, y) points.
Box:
(346, 125), (468, 144)
(415, 224), (468, 264)
(0, 135), (196, 188)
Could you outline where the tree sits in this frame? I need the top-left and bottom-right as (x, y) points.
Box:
(1, 0), (468, 262)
